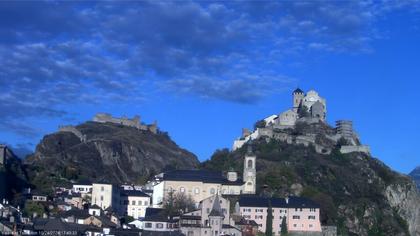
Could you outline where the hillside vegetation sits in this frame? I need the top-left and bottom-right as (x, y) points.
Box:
(202, 123), (420, 236)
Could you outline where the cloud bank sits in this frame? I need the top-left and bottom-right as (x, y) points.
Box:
(0, 0), (418, 137)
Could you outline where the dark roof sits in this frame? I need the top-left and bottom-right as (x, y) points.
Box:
(180, 215), (201, 220)
(239, 196), (320, 209)
(90, 204), (101, 209)
(293, 88), (304, 94)
(109, 228), (141, 236)
(142, 231), (185, 236)
(162, 170), (244, 185)
(144, 208), (175, 222)
(120, 190), (150, 198)
(235, 218), (259, 227)
(33, 218), (93, 234)
(58, 209), (90, 219)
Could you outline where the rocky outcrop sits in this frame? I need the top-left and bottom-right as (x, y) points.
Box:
(203, 121), (420, 236)
(409, 166), (420, 189)
(385, 182), (420, 236)
(25, 121), (199, 193)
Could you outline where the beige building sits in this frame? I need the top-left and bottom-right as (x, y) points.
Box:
(91, 183), (120, 211)
(153, 148), (257, 206)
(120, 190), (151, 219)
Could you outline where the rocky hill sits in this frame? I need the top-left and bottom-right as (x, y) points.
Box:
(0, 146), (28, 205)
(409, 166), (420, 189)
(202, 121), (420, 236)
(25, 121), (199, 194)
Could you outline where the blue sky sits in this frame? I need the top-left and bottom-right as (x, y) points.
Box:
(0, 1), (419, 174)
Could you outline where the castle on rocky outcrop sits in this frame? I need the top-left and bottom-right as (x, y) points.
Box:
(58, 113), (159, 142)
(93, 113), (158, 134)
(233, 88), (370, 155)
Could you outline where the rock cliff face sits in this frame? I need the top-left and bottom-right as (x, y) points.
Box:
(25, 121), (199, 193)
(202, 121), (420, 236)
(409, 166), (420, 189)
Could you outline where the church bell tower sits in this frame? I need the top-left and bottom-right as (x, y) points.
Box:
(243, 145), (256, 194)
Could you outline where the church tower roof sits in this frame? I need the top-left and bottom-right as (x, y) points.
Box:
(208, 195), (224, 218)
(293, 88), (304, 94)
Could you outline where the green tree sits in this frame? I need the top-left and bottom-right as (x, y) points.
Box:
(24, 201), (46, 218)
(163, 191), (196, 217)
(281, 217), (288, 235)
(266, 199), (273, 236)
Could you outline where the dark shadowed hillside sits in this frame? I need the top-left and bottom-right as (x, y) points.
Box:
(25, 121), (199, 194)
(0, 146), (28, 205)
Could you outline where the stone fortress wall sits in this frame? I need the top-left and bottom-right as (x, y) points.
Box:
(232, 88), (370, 155)
(58, 113), (158, 142)
(93, 113), (158, 134)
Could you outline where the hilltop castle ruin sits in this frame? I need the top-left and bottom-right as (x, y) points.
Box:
(233, 88), (370, 155)
(92, 113), (158, 134)
(58, 113), (159, 142)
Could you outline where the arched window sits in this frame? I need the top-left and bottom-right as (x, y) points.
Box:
(247, 159), (253, 168)
(210, 188), (215, 194)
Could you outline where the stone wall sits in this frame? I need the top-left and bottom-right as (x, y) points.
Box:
(58, 126), (87, 142)
(340, 145), (370, 154)
(92, 113), (158, 134)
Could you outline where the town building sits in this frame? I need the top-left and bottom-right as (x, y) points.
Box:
(91, 183), (120, 212)
(180, 194), (242, 236)
(142, 208), (179, 232)
(120, 190), (151, 219)
(153, 149), (256, 206)
(72, 181), (93, 195)
(237, 196), (322, 235)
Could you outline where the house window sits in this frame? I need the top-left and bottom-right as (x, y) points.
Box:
(156, 223), (164, 229)
(194, 188), (200, 194)
(180, 187), (185, 193)
(145, 223), (152, 228)
(100, 195), (104, 201)
(101, 186), (104, 191)
(308, 216), (316, 220)
(144, 201), (148, 206)
(292, 215), (300, 219)
(131, 201), (136, 205)
(138, 200), (142, 205)
(210, 188), (215, 194)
